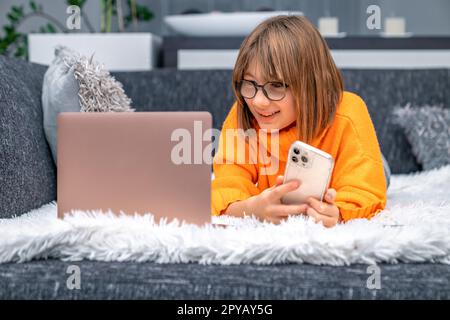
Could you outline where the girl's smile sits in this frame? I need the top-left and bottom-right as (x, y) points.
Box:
(255, 109), (281, 122)
(243, 59), (297, 130)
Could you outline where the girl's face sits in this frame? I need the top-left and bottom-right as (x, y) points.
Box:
(243, 59), (297, 131)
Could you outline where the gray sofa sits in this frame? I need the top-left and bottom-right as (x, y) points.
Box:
(1, 55), (450, 299)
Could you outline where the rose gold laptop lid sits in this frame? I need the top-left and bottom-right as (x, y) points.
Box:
(57, 112), (212, 226)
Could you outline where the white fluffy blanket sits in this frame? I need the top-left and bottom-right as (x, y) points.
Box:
(1, 166), (450, 265)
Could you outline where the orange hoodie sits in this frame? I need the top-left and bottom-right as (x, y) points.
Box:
(211, 91), (387, 222)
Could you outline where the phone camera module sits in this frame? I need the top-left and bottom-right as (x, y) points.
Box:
(293, 148), (300, 155)
(292, 156), (298, 163)
(301, 156), (308, 163)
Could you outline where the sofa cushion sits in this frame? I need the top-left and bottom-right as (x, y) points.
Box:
(341, 69), (450, 174)
(42, 47), (81, 163)
(1, 260), (449, 299)
(393, 105), (450, 171)
(42, 46), (133, 164)
(0, 56), (56, 218)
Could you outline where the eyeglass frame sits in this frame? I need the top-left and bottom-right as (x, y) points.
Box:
(236, 79), (290, 101)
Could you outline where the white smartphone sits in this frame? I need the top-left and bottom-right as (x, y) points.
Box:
(281, 141), (334, 205)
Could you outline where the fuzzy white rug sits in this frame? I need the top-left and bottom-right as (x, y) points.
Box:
(1, 166), (450, 265)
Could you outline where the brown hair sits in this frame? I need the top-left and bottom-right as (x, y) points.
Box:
(232, 15), (343, 144)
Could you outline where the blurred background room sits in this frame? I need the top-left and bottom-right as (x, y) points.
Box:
(1, 0), (450, 70)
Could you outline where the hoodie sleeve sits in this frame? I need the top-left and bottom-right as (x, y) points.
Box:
(331, 96), (387, 222)
(211, 103), (260, 216)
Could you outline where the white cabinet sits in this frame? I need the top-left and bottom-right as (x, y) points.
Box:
(28, 33), (162, 71)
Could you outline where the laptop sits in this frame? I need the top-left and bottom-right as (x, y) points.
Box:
(57, 112), (212, 226)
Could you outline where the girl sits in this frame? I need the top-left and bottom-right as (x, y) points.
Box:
(211, 15), (387, 227)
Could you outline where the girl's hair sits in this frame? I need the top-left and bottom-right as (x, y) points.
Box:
(232, 15), (344, 144)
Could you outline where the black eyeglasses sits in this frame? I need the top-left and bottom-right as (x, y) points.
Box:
(237, 79), (289, 101)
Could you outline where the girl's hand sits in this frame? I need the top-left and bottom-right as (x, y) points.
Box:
(306, 189), (341, 228)
(245, 175), (309, 224)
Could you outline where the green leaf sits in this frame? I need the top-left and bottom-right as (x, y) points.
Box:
(14, 45), (27, 58)
(136, 5), (153, 21)
(11, 6), (24, 18)
(11, 6), (19, 14)
(3, 25), (15, 36)
(124, 1), (154, 26)
(46, 23), (57, 33)
(30, 0), (38, 12)
(67, 0), (86, 8)
(0, 41), (9, 53)
(7, 13), (19, 23)
(5, 30), (20, 43)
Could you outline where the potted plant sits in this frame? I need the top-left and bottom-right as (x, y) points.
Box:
(0, 0), (161, 71)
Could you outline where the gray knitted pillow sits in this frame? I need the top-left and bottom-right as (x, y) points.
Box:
(42, 46), (133, 164)
(393, 105), (450, 171)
